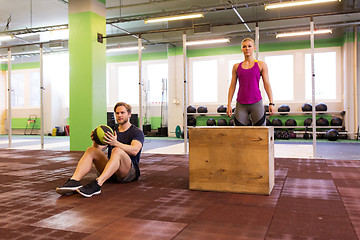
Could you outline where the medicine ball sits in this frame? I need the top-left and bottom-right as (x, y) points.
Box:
(278, 104), (290, 115)
(187, 105), (196, 113)
(338, 132), (348, 139)
(92, 125), (114, 145)
(302, 103), (312, 112)
(206, 118), (216, 126)
(187, 116), (196, 126)
(304, 118), (313, 126)
(330, 117), (342, 126)
(217, 119), (228, 126)
(266, 118), (271, 126)
(229, 118), (235, 126)
(326, 129), (339, 141)
(316, 103), (327, 112)
(316, 117), (329, 126)
(272, 118), (283, 126)
(217, 105), (227, 113)
(197, 106), (208, 114)
(285, 119), (297, 130)
(264, 105), (269, 113)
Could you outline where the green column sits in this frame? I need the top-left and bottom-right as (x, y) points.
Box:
(68, 0), (106, 151)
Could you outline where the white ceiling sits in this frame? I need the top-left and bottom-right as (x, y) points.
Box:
(0, 0), (359, 55)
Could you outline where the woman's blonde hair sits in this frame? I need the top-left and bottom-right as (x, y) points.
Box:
(241, 38), (255, 46)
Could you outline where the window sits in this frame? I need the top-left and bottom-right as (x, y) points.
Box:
(265, 55), (294, 101)
(118, 65), (139, 104)
(305, 52), (336, 100)
(30, 71), (40, 107)
(192, 59), (218, 103)
(11, 73), (25, 107)
(43, 53), (69, 107)
(146, 63), (168, 104)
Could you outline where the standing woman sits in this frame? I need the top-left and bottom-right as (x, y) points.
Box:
(227, 38), (274, 125)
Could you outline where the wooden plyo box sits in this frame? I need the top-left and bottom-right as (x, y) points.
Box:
(189, 126), (274, 195)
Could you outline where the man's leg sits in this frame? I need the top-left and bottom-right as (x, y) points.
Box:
(56, 146), (107, 195)
(71, 146), (108, 181)
(96, 147), (132, 186)
(76, 147), (132, 197)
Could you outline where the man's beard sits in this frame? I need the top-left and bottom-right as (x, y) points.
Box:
(118, 118), (128, 125)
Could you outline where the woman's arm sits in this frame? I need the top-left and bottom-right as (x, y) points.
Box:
(227, 63), (239, 117)
(259, 61), (275, 115)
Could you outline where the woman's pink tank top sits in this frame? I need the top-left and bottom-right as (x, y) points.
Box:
(236, 60), (262, 104)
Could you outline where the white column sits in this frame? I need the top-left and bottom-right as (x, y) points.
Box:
(40, 44), (44, 149)
(7, 48), (12, 148)
(310, 18), (317, 158)
(183, 31), (188, 153)
(138, 35), (143, 131)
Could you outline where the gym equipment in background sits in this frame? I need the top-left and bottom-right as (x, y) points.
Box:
(25, 115), (38, 135)
(285, 119), (297, 130)
(315, 102), (328, 112)
(217, 105), (227, 113)
(229, 118), (235, 126)
(272, 118), (283, 126)
(330, 117), (342, 126)
(197, 106), (208, 114)
(187, 105), (196, 113)
(316, 117), (329, 126)
(107, 112), (116, 129)
(278, 104), (290, 115)
(326, 129), (339, 141)
(206, 118), (216, 126)
(175, 125), (181, 138)
(302, 103), (312, 112)
(187, 116), (197, 126)
(266, 118), (271, 126)
(304, 118), (312, 126)
(217, 119), (227, 126)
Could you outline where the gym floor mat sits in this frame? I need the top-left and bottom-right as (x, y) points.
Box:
(0, 149), (358, 239)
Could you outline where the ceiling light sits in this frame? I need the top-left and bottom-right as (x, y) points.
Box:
(0, 57), (14, 62)
(0, 35), (13, 42)
(107, 46), (145, 52)
(276, 29), (332, 38)
(186, 38), (230, 46)
(40, 29), (69, 42)
(145, 13), (204, 24)
(15, 32), (40, 38)
(265, 0), (340, 10)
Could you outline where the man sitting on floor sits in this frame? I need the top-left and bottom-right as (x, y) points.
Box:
(56, 102), (145, 197)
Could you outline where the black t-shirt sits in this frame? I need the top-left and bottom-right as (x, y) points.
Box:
(108, 124), (144, 179)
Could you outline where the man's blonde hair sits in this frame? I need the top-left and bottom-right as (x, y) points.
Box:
(114, 102), (132, 114)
